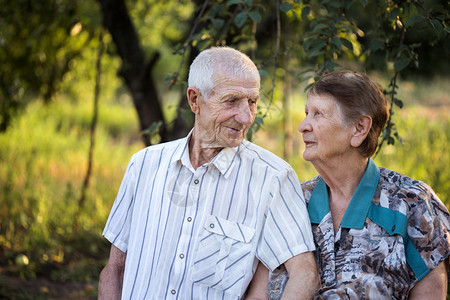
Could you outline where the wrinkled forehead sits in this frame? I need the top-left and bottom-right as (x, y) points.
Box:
(212, 72), (260, 90)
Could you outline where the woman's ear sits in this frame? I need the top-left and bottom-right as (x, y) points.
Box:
(350, 115), (372, 148)
(187, 87), (201, 113)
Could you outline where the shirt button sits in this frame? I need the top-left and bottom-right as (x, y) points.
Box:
(179, 253), (185, 259)
(171, 290), (176, 295)
(194, 179), (199, 184)
(210, 223), (215, 228)
(187, 217), (192, 222)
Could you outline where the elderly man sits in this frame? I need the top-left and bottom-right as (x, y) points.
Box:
(98, 46), (319, 299)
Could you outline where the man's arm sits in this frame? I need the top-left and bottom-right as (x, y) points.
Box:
(246, 261), (269, 299)
(281, 251), (320, 300)
(98, 244), (127, 300)
(409, 260), (448, 300)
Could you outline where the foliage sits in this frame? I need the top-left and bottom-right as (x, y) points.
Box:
(0, 0), (100, 132)
(172, 0), (449, 146)
(0, 0), (449, 297)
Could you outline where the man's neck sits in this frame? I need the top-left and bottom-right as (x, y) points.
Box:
(188, 137), (223, 170)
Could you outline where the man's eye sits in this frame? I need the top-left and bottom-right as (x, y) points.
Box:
(249, 99), (257, 105)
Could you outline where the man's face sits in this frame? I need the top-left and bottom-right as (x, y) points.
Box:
(193, 73), (260, 149)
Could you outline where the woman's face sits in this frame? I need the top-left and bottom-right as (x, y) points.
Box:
(298, 94), (354, 163)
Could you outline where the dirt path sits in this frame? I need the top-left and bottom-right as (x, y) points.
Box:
(0, 275), (97, 299)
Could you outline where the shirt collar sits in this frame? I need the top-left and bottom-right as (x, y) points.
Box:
(308, 158), (380, 228)
(170, 129), (240, 179)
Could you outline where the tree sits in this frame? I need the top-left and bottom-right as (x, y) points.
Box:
(0, 0), (92, 131)
(1, 0), (448, 148)
(95, 0), (448, 147)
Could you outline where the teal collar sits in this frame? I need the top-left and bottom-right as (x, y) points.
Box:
(308, 158), (380, 229)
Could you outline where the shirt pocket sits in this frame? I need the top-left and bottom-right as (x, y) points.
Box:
(191, 215), (256, 296)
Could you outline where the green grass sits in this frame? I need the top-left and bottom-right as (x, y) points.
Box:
(0, 74), (448, 298)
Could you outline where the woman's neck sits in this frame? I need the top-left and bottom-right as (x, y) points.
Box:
(312, 153), (369, 232)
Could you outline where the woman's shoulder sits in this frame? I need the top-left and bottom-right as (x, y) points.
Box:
(377, 167), (445, 216)
(301, 175), (321, 202)
(378, 167), (437, 199)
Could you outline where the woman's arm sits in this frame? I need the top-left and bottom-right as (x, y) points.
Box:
(409, 260), (448, 300)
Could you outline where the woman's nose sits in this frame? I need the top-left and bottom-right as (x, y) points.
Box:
(298, 117), (311, 133)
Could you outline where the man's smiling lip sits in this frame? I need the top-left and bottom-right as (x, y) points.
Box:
(226, 126), (243, 133)
(303, 140), (315, 147)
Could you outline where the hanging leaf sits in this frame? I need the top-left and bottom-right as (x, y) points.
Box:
(394, 58), (410, 72)
(280, 2), (292, 13)
(227, 0), (243, 6)
(340, 38), (353, 51)
(235, 12), (248, 28)
(301, 6), (310, 19)
(258, 69), (270, 77)
(405, 15), (422, 28)
(393, 98), (403, 108)
(248, 11), (261, 22)
(330, 37), (342, 51)
(369, 38), (384, 52)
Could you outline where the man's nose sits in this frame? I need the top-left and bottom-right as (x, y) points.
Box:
(236, 101), (253, 126)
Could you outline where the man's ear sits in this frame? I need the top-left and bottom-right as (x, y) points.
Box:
(187, 87), (201, 113)
(350, 115), (372, 148)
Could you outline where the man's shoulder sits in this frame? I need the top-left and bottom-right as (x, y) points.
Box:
(239, 140), (293, 172)
(131, 137), (187, 161)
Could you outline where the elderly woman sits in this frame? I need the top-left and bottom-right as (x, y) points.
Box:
(262, 71), (450, 299)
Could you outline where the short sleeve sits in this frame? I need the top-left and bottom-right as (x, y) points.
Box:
(257, 169), (315, 271)
(407, 182), (450, 276)
(102, 155), (137, 253)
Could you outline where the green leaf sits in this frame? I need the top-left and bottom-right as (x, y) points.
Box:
(280, 2), (292, 13)
(340, 38), (353, 51)
(258, 69), (270, 77)
(405, 15), (422, 28)
(393, 98), (403, 108)
(227, 0), (243, 6)
(325, 60), (335, 72)
(394, 58), (410, 72)
(388, 8), (399, 21)
(301, 6), (310, 19)
(248, 11), (261, 22)
(312, 23), (328, 32)
(429, 19), (444, 36)
(211, 18), (225, 29)
(330, 37), (342, 51)
(307, 40), (327, 57)
(235, 12), (248, 28)
(369, 39), (384, 52)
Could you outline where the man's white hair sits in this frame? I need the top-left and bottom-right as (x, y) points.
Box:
(188, 47), (260, 99)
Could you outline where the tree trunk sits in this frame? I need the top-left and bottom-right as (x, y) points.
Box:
(97, 0), (166, 146)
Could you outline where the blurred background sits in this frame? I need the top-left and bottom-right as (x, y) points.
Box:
(0, 0), (448, 298)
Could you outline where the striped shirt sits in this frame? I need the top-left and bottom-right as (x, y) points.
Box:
(103, 132), (315, 299)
